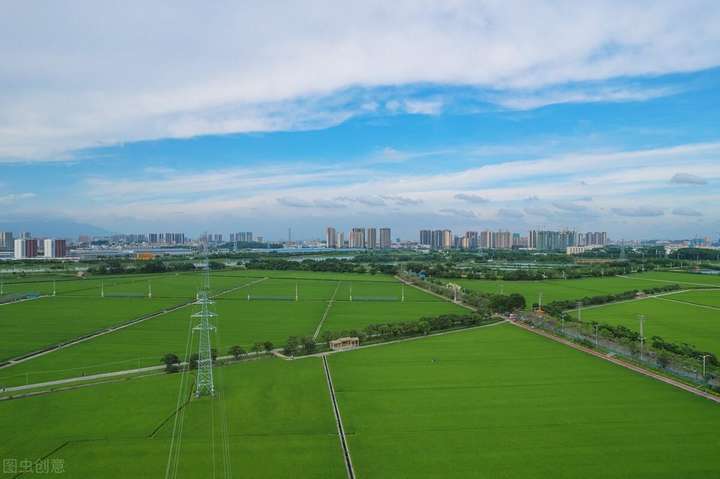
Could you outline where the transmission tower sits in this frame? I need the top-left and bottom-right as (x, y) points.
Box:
(193, 251), (216, 397)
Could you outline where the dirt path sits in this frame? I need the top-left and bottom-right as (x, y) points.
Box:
(322, 355), (355, 479)
(313, 281), (341, 340)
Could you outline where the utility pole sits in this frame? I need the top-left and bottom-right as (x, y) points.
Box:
(148, 281), (152, 299)
(401, 284), (405, 303)
(538, 292), (543, 312)
(593, 323), (599, 347)
(702, 354), (711, 380)
(577, 301), (582, 322)
(295, 282), (299, 302)
(101, 280), (104, 298)
(639, 315), (646, 360)
(53, 280), (56, 297)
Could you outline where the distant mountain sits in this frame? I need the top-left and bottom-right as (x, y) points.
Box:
(0, 218), (110, 238)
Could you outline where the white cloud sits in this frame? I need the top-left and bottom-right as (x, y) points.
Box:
(670, 172), (708, 185)
(497, 208), (524, 218)
(276, 197), (345, 209)
(455, 193), (490, 204)
(494, 85), (680, 110)
(0, 192), (36, 204)
(438, 208), (477, 218)
(672, 207), (703, 217)
(2, 1), (719, 159)
(612, 207), (664, 217)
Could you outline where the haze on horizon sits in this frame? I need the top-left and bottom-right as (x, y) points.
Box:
(1, 1), (719, 241)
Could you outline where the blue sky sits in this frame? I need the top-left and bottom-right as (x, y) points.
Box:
(1, 1), (719, 240)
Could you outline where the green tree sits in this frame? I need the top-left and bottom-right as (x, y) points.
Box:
(189, 353), (199, 369)
(228, 345), (246, 360)
(263, 341), (274, 352)
(284, 336), (300, 356)
(301, 336), (316, 354)
(252, 342), (264, 355)
(161, 353), (180, 372)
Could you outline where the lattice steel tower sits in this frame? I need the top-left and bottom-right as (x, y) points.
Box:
(193, 258), (216, 397)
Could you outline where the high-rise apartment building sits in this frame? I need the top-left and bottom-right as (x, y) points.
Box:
(529, 230), (578, 250)
(0, 232), (13, 250)
(463, 231), (478, 249)
(336, 232), (345, 248)
(493, 231), (512, 249)
(349, 228), (366, 248)
(442, 229), (453, 249)
(326, 227), (337, 248)
(14, 238), (38, 259)
(479, 230), (492, 249)
(431, 230), (444, 249)
(43, 239), (68, 258)
(366, 228), (377, 249)
(379, 228), (391, 249)
(419, 230), (432, 246)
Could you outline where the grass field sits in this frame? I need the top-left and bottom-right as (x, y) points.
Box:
(570, 290), (720, 355)
(329, 323), (720, 478)
(0, 273), (258, 363)
(0, 273), (459, 387)
(456, 272), (720, 308)
(0, 358), (346, 478)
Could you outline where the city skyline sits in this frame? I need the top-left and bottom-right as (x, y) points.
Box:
(1, 3), (720, 239)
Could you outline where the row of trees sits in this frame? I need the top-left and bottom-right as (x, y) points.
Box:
(161, 341), (275, 372)
(282, 312), (499, 358)
(406, 274), (526, 313)
(541, 284), (680, 316)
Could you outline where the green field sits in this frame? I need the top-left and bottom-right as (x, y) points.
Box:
(0, 273), (460, 387)
(0, 358), (346, 478)
(329, 324), (720, 478)
(0, 273), (257, 363)
(3, 272), (720, 478)
(457, 272), (720, 308)
(570, 290), (720, 355)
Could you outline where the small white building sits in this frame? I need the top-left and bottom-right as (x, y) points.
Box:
(329, 337), (360, 351)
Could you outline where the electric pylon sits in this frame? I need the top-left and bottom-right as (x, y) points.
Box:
(193, 252), (216, 397)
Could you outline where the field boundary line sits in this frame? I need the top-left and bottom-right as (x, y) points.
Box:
(560, 288), (720, 313)
(322, 355), (355, 479)
(655, 296), (720, 312)
(395, 275), (476, 312)
(618, 275), (720, 289)
(0, 277), (268, 370)
(313, 281), (341, 340)
(509, 319), (720, 404)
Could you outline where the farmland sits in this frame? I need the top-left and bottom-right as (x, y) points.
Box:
(0, 272), (461, 387)
(2, 268), (720, 477)
(329, 323), (720, 478)
(570, 289), (720, 355)
(456, 271), (720, 307)
(0, 358), (346, 478)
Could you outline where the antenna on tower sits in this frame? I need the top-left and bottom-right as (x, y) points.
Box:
(193, 236), (216, 397)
